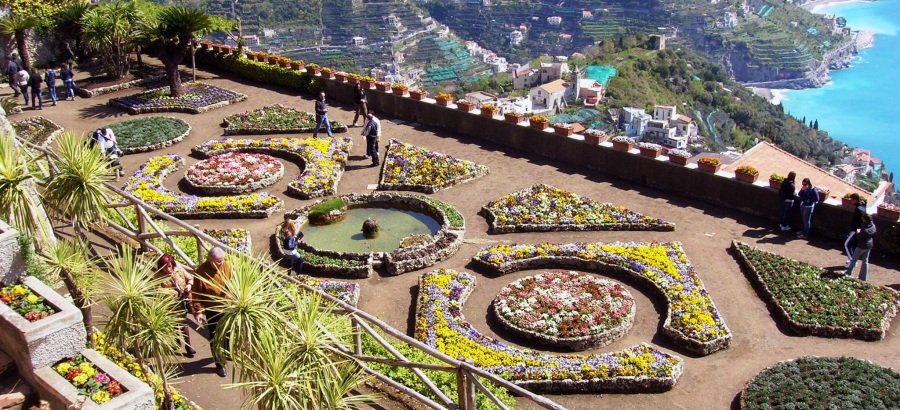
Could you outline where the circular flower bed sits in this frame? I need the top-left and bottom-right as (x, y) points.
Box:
(184, 152), (284, 195)
(105, 116), (191, 154)
(493, 271), (635, 350)
(740, 356), (900, 409)
(108, 82), (247, 115)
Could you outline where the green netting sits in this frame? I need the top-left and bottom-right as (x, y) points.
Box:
(549, 109), (602, 124)
(584, 66), (617, 86)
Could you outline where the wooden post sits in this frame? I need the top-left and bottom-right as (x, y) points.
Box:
(463, 360), (476, 410)
(135, 203), (148, 252)
(351, 316), (362, 356)
(194, 224), (203, 264)
(456, 357), (469, 410)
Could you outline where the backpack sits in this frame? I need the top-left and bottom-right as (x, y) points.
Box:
(89, 129), (104, 148)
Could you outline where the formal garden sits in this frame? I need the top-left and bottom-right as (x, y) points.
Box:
(0, 2), (898, 409)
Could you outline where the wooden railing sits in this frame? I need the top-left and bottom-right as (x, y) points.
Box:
(18, 138), (567, 410)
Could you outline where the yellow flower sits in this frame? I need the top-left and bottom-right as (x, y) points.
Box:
(56, 362), (71, 374)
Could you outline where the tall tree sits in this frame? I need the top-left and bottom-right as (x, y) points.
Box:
(81, 1), (143, 79)
(142, 7), (222, 97)
(52, 1), (91, 60)
(0, 14), (40, 71)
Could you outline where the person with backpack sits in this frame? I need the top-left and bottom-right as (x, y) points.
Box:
(91, 128), (124, 180)
(796, 177), (819, 239)
(28, 68), (42, 110)
(844, 213), (876, 281)
(280, 217), (304, 274)
(44, 66), (58, 106)
(14, 67), (29, 104)
(5, 55), (19, 97)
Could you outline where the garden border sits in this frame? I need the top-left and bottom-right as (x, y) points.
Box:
(377, 139), (490, 194)
(108, 83), (248, 115)
(112, 117), (192, 154)
(11, 116), (64, 148)
(75, 75), (165, 98)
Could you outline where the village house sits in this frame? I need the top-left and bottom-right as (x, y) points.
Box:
(529, 79), (568, 115)
(620, 105), (697, 147)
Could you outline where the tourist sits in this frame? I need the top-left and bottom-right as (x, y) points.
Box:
(843, 193), (867, 267)
(796, 178), (819, 239)
(5, 54), (19, 97)
(44, 66), (57, 106)
(312, 91), (332, 138)
(28, 68), (43, 110)
(778, 171), (797, 231)
(362, 111), (381, 167)
(352, 82), (367, 126)
(64, 42), (76, 66)
(14, 66), (29, 104)
(93, 127), (124, 180)
(280, 217), (304, 274)
(60, 63), (75, 101)
(155, 254), (197, 358)
(844, 213), (876, 281)
(190, 247), (232, 378)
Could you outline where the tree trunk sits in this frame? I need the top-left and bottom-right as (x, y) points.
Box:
(15, 32), (29, 71)
(20, 178), (57, 254)
(166, 63), (182, 97)
(156, 356), (175, 410)
(60, 268), (92, 343)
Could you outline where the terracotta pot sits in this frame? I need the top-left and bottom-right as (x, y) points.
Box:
(306, 67), (321, 75)
(639, 147), (661, 158)
(392, 88), (408, 96)
(436, 98), (451, 107)
(334, 74), (347, 82)
(321, 71), (335, 79)
(457, 103), (475, 112)
(278, 60), (289, 68)
(553, 125), (574, 136)
(410, 91), (427, 100)
(735, 171), (759, 183)
(841, 197), (855, 208)
(481, 107), (498, 118)
(290, 62), (303, 70)
(245, 52), (255, 59)
(698, 162), (721, 174)
(267, 57), (279, 65)
(348, 77), (361, 85)
(200, 43), (211, 50)
(505, 113), (524, 123)
(529, 119), (549, 129)
(584, 134), (601, 144)
(876, 206), (900, 221)
(817, 190), (830, 203)
(668, 154), (689, 165)
(230, 48), (241, 55)
(769, 179), (783, 190)
(375, 83), (391, 91)
(360, 80), (375, 89)
(612, 141), (634, 152)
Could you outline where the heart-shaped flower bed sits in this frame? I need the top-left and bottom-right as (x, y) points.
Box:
(493, 270), (635, 350)
(184, 152), (284, 195)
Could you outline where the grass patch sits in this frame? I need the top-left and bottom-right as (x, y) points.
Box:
(308, 198), (347, 220)
(106, 117), (190, 151)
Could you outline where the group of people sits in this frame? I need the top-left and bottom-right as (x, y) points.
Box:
(312, 83), (382, 167)
(777, 171), (876, 280)
(6, 53), (77, 110)
(90, 127), (125, 180)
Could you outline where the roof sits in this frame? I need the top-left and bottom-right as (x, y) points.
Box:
(676, 114), (693, 123)
(539, 79), (568, 93)
(723, 142), (872, 201)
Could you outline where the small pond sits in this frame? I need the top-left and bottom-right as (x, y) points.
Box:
(301, 206), (441, 253)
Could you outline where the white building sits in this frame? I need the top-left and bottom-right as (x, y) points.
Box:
(529, 79), (568, 115)
(576, 79), (604, 105)
(621, 107), (651, 137)
(352, 36), (365, 47)
(653, 105), (677, 121)
(646, 119), (676, 140)
(510, 30), (524, 46)
(547, 16), (562, 25)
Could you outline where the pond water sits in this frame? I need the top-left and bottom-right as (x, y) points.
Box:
(301, 206), (441, 253)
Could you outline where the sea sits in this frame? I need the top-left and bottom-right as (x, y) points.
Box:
(780, 0), (900, 178)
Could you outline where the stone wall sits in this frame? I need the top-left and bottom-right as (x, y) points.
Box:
(0, 220), (25, 286)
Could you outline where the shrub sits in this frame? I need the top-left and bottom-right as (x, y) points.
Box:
(769, 172), (785, 182)
(436, 92), (453, 100)
(306, 62), (320, 69)
(736, 165), (758, 176)
(308, 198), (347, 220)
(698, 156), (721, 167)
(195, 49), (321, 94)
(106, 117), (190, 151)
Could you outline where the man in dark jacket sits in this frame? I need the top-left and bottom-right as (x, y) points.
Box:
(843, 193), (867, 267)
(312, 91), (333, 138)
(5, 56), (19, 96)
(778, 171), (797, 231)
(59, 64), (75, 101)
(44, 66), (57, 106)
(844, 213), (876, 281)
(27, 68), (42, 110)
(352, 82), (367, 126)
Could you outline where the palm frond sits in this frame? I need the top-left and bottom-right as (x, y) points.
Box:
(133, 293), (184, 369)
(0, 132), (40, 235)
(37, 237), (102, 301)
(101, 246), (168, 350)
(225, 331), (314, 410)
(42, 131), (115, 229)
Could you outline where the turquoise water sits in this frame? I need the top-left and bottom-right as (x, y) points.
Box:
(584, 65), (617, 86)
(781, 0), (900, 177)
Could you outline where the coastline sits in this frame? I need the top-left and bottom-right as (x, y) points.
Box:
(800, 0), (872, 13)
(749, 87), (789, 105)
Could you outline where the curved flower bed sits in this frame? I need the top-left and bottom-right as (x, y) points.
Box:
(105, 116), (191, 154)
(192, 136), (351, 199)
(493, 271), (635, 351)
(185, 152), (284, 195)
(731, 241), (900, 340)
(289, 277), (361, 306)
(482, 184), (675, 233)
(54, 355), (124, 404)
(379, 139), (489, 193)
(108, 82), (247, 115)
(282, 193), (465, 277)
(205, 228), (252, 254)
(740, 356), (900, 409)
(415, 268), (683, 393)
(472, 241), (732, 355)
(222, 104), (348, 135)
(75, 74), (164, 98)
(12, 116), (63, 147)
(121, 155), (284, 218)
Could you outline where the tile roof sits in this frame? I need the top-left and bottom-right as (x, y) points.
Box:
(722, 142), (872, 202)
(676, 114), (693, 123)
(539, 79), (568, 93)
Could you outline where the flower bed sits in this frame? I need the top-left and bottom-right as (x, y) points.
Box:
(288, 277), (361, 307)
(221, 104), (348, 135)
(105, 117), (191, 154)
(121, 155), (284, 219)
(205, 228), (252, 254)
(11, 116), (63, 147)
(379, 139), (490, 194)
(284, 193), (465, 277)
(184, 152), (284, 195)
(481, 184), (675, 233)
(192, 136), (352, 199)
(472, 241), (732, 355)
(493, 271), (635, 351)
(739, 356), (900, 410)
(54, 355), (125, 404)
(108, 82), (247, 115)
(75, 75), (165, 98)
(1, 284), (56, 322)
(731, 241), (900, 340)
(415, 268), (684, 393)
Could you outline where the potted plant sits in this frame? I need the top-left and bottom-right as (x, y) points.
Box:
(435, 92), (453, 107)
(552, 122), (574, 136)
(347, 73), (362, 84)
(211, 43), (224, 53)
(290, 59), (304, 70)
(876, 202), (900, 220)
(320, 67), (335, 79)
(230, 46), (241, 55)
(277, 56), (291, 68)
(505, 110), (525, 123)
(480, 103), (499, 118)
(245, 51), (255, 60)
(528, 115), (550, 129)
(667, 148), (692, 165)
(334, 71), (348, 82)
(199, 41), (212, 50)
(409, 88), (427, 100)
(769, 173), (785, 190)
(734, 165), (759, 183)
(842, 192), (863, 208)
(817, 186), (830, 203)
(456, 100), (475, 112)
(391, 83), (409, 96)
(374, 81), (391, 91)
(583, 129), (606, 144)
(267, 54), (280, 65)
(638, 142), (662, 158)
(611, 136), (635, 152)
(697, 156), (721, 173)
(305, 63), (321, 75)
(360, 76), (376, 88)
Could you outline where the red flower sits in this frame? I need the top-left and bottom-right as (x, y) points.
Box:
(107, 380), (122, 395)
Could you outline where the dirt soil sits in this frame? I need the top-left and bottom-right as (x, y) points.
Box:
(11, 60), (900, 410)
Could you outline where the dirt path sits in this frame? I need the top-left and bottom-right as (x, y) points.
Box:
(13, 60), (900, 410)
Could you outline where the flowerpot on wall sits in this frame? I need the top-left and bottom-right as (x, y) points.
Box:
(817, 189), (830, 203)
(584, 134), (601, 144)
(321, 71), (335, 79)
(529, 119), (549, 130)
(245, 52), (255, 60)
(306, 67), (321, 75)
(480, 107), (498, 118)
(278, 60), (289, 68)
(334, 73), (347, 82)
(612, 141), (634, 152)
(668, 154), (689, 165)
(841, 197), (855, 208)
(230, 48), (241, 55)
(290, 62), (303, 70)
(392, 88), (408, 96)
(410, 90), (427, 101)
(769, 179), (783, 190)
(553, 125), (574, 136)
(348, 77), (361, 85)
(375, 83), (391, 91)
(639, 147), (661, 158)
(360, 80), (375, 89)
(698, 162), (721, 174)
(436, 98), (452, 107)
(735, 172), (759, 183)
(505, 113), (524, 123)
(876, 206), (900, 221)
(457, 103), (475, 112)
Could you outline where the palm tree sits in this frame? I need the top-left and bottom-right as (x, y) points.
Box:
(141, 7), (216, 97)
(37, 238), (102, 341)
(41, 131), (117, 234)
(101, 246), (165, 357)
(52, 1), (91, 60)
(0, 14), (40, 71)
(0, 132), (56, 252)
(81, 2), (143, 78)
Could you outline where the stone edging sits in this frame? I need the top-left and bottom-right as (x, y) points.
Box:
(120, 118), (192, 154)
(730, 240), (898, 340)
(222, 124), (349, 136)
(184, 155), (285, 195)
(108, 87), (248, 115)
(377, 165), (490, 194)
(481, 207), (677, 233)
(75, 75), (165, 98)
(471, 254), (731, 356)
